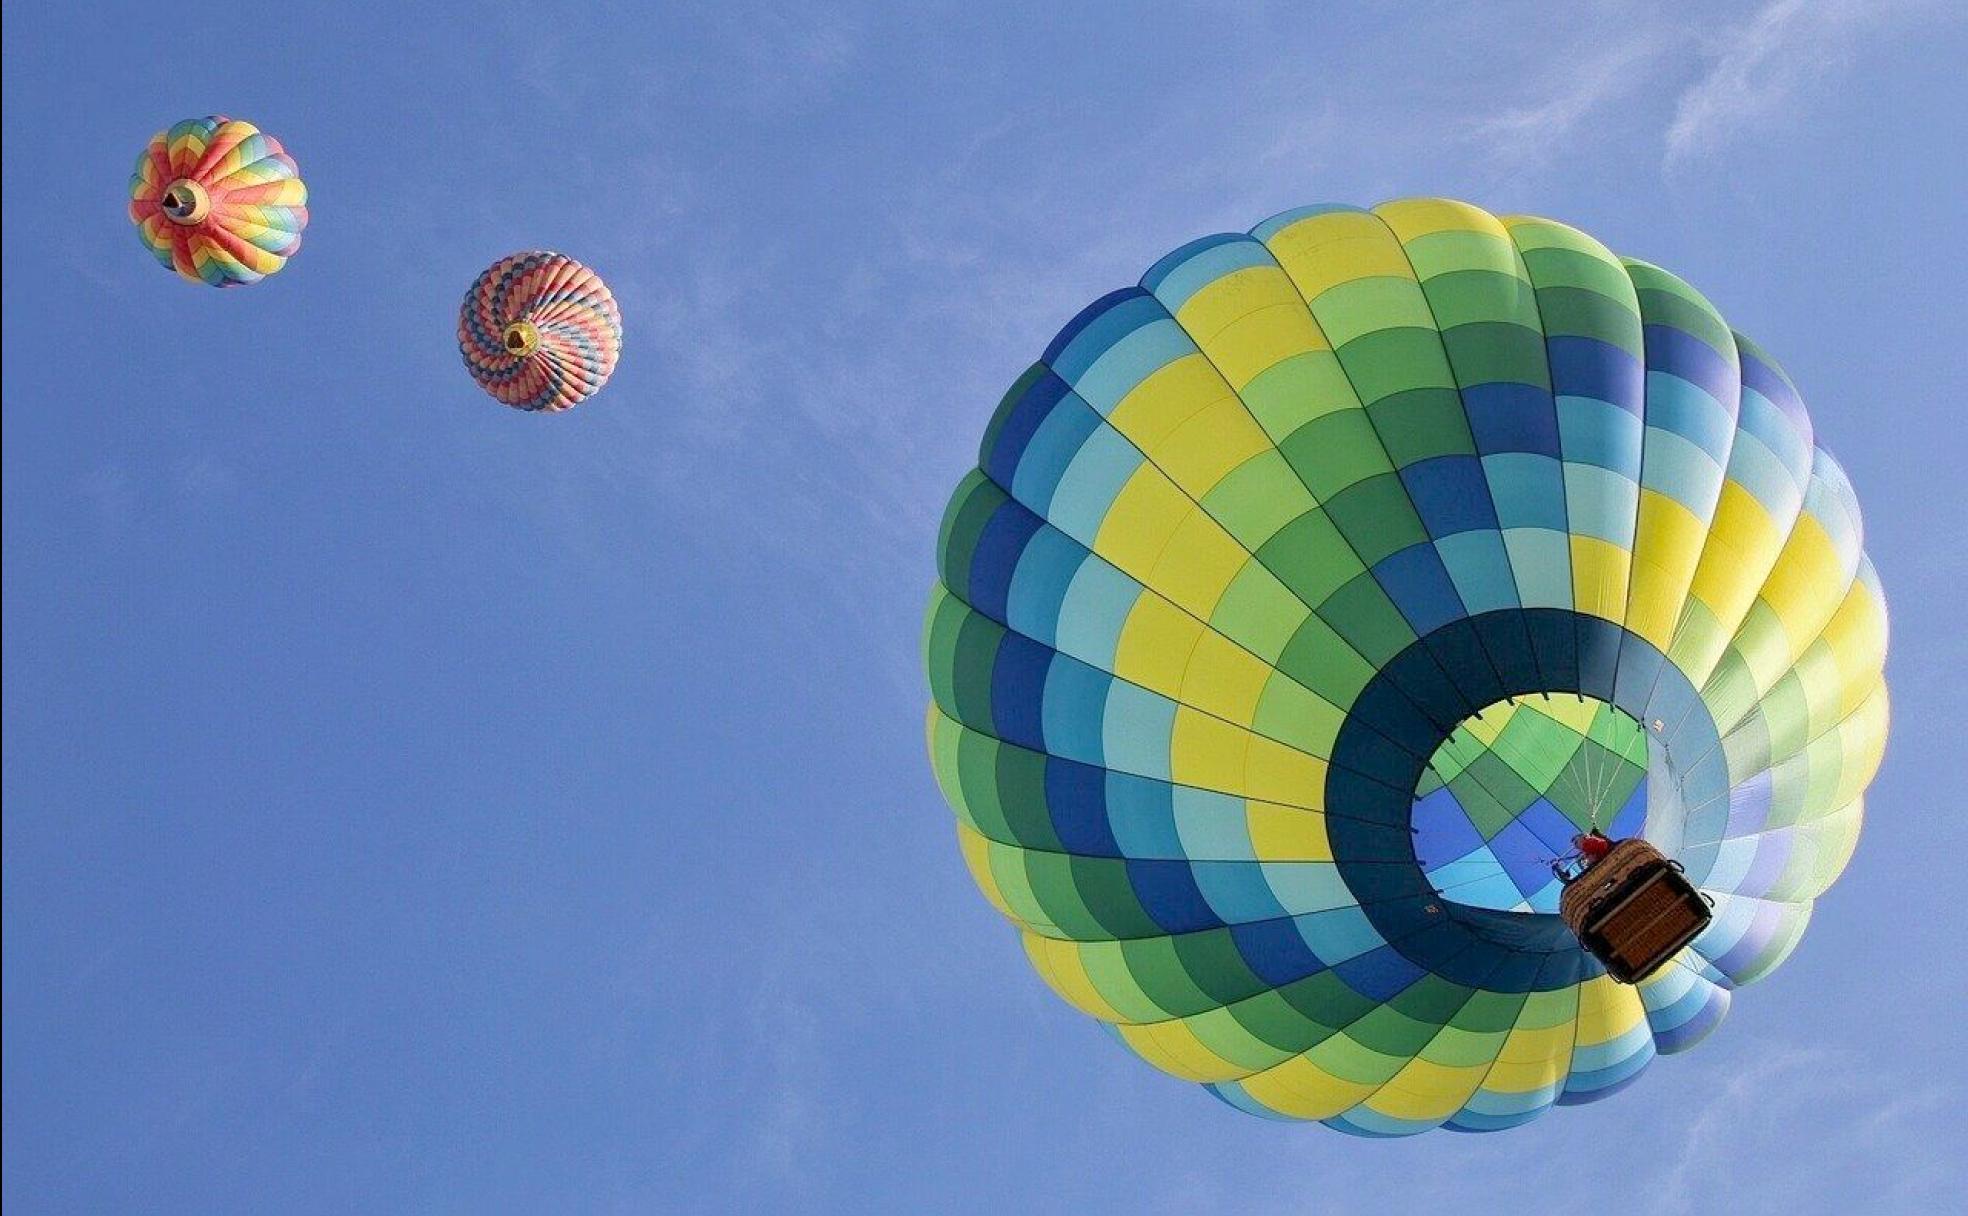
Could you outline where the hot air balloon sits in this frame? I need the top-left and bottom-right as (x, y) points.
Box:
(924, 198), (1888, 1134)
(458, 252), (621, 412)
(128, 116), (308, 287)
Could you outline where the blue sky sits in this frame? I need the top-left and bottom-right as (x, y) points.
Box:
(4, 2), (1964, 1212)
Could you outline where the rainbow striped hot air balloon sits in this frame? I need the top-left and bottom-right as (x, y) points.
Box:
(128, 116), (308, 288)
(924, 198), (1888, 1135)
(458, 252), (622, 413)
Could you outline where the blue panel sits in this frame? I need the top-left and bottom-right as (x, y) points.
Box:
(1642, 323), (1738, 412)
(1067, 317), (1193, 413)
(1127, 859), (1226, 934)
(965, 500), (1044, 621)
(1047, 425), (1144, 542)
(1043, 287), (1157, 377)
(1040, 651), (1111, 765)
(1101, 682), (1177, 780)
(988, 632), (1052, 750)
(1643, 371), (1736, 456)
(1104, 772), (1181, 858)
(1484, 453), (1569, 531)
(1374, 544), (1469, 636)
(1557, 396), (1645, 474)
(1403, 454), (1500, 537)
(1547, 336), (1643, 414)
(1143, 234), (1274, 311)
(1045, 756), (1121, 858)
(1010, 392), (1102, 513)
(1333, 945), (1427, 1002)
(1004, 525), (1088, 645)
(983, 370), (1071, 487)
(1053, 556), (1137, 667)
(1463, 381), (1561, 457)
(1437, 529), (1523, 618)
(1231, 917), (1329, 986)
(1191, 861), (1289, 922)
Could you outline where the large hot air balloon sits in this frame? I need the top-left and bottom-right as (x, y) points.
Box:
(128, 116), (308, 287)
(924, 199), (1888, 1134)
(458, 252), (621, 412)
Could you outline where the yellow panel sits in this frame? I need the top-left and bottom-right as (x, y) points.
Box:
(1374, 197), (1499, 240)
(1178, 629), (1271, 723)
(1264, 212), (1416, 300)
(1524, 695), (1596, 735)
(1482, 1018), (1574, 1094)
(1572, 976), (1644, 1047)
(1113, 594), (1204, 695)
(1626, 490), (1706, 646)
(1759, 516), (1849, 652)
(1108, 354), (1233, 451)
(1150, 396), (1273, 495)
(1199, 302), (1331, 389)
(1826, 687), (1889, 811)
(1244, 734), (1328, 807)
(1170, 708), (1253, 794)
(1175, 265), (1306, 341)
(1686, 482), (1783, 630)
(1093, 467), (1189, 576)
(1237, 1054), (1377, 1120)
(1247, 800), (1332, 860)
(1362, 1057), (1490, 1121)
(1569, 535), (1631, 624)
(1820, 585), (1888, 718)
(1146, 509), (1250, 618)
(1021, 932), (1126, 1022)
(1117, 1018), (1243, 1083)
(1459, 702), (1514, 746)
(954, 822), (1015, 921)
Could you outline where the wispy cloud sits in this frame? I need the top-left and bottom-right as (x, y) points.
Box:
(1665, 0), (1942, 166)
(1467, 29), (1674, 173)
(1650, 1041), (1958, 1216)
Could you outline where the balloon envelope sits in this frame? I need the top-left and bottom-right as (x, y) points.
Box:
(458, 252), (622, 412)
(128, 116), (308, 287)
(925, 198), (1888, 1135)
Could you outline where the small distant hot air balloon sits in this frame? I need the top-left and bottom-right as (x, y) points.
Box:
(128, 116), (308, 287)
(458, 252), (622, 412)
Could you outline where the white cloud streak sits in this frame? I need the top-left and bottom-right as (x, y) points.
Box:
(1664, 0), (1936, 166)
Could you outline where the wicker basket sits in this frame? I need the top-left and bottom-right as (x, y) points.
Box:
(1559, 839), (1712, 984)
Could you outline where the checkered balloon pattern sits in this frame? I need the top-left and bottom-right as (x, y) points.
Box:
(925, 199), (1888, 1135)
(459, 251), (622, 412)
(128, 116), (308, 288)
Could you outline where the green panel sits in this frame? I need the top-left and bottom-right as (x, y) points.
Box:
(1414, 268), (1542, 332)
(1259, 509), (1368, 606)
(1278, 411), (1397, 501)
(1201, 451), (1317, 546)
(1171, 927), (1271, 1007)
(1118, 935), (1221, 1015)
(1317, 571), (1419, 669)
(995, 746), (1064, 851)
(1324, 474), (1430, 565)
(1240, 350), (1362, 435)
(1438, 323), (1551, 388)
(1530, 285), (1642, 350)
(1368, 388), (1477, 465)
(1335, 327), (1458, 405)
(1276, 613), (1378, 708)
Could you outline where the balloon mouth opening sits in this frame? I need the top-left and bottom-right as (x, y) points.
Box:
(161, 180), (210, 225)
(1411, 696), (1650, 915)
(503, 321), (541, 357)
